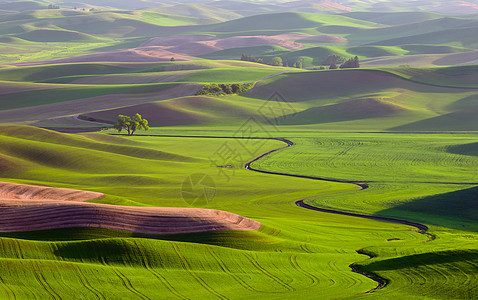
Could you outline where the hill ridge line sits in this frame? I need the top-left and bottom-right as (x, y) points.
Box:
(360, 68), (478, 90)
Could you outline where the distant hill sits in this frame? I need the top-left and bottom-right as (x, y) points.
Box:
(149, 3), (242, 21)
(0, 7), (477, 67)
(0, 1), (46, 12)
(341, 11), (443, 25)
(197, 12), (377, 33)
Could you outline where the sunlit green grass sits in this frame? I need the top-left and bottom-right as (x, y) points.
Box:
(1, 126), (478, 298)
(251, 132), (478, 299)
(1, 7), (478, 299)
(0, 126), (433, 299)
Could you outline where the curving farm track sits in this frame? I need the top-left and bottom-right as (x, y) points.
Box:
(243, 137), (431, 292)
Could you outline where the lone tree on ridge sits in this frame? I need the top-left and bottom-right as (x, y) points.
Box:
(114, 113), (149, 136)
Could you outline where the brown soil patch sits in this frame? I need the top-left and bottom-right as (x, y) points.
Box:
(0, 182), (261, 234)
(321, 0), (352, 12)
(0, 181), (104, 202)
(168, 42), (222, 56)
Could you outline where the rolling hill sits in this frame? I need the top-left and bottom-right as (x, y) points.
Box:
(0, 9), (477, 67)
(1, 59), (478, 132)
(149, 3), (243, 21)
(2, 3), (478, 298)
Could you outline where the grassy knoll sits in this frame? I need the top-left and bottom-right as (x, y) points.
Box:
(0, 125), (432, 299)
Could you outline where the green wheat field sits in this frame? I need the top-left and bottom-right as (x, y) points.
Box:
(0, 1), (478, 299)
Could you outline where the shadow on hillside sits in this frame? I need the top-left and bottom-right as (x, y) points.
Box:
(374, 186), (478, 231)
(280, 98), (403, 125)
(390, 108), (478, 131)
(446, 94), (478, 110)
(362, 249), (478, 271)
(447, 142), (478, 157)
(0, 227), (271, 251)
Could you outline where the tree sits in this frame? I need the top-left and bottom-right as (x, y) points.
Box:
(115, 115), (132, 135)
(354, 56), (360, 68)
(130, 113), (149, 135)
(340, 56), (360, 69)
(231, 83), (241, 94)
(270, 57), (283, 66)
(329, 63), (338, 70)
(115, 114), (149, 136)
(220, 84), (233, 94)
(170, 57), (175, 61)
(322, 55), (344, 66)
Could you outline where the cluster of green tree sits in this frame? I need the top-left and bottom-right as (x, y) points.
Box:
(269, 57), (283, 66)
(241, 54), (263, 64)
(339, 56), (360, 68)
(114, 113), (149, 136)
(241, 54), (304, 68)
(322, 55), (345, 66)
(73, 7), (95, 11)
(326, 55), (360, 69)
(47, 4), (60, 9)
(196, 83), (255, 96)
(292, 59), (303, 69)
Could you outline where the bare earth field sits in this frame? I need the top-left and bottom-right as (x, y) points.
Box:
(0, 182), (260, 234)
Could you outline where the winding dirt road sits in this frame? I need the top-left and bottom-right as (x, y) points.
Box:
(242, 137), (432, 292)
